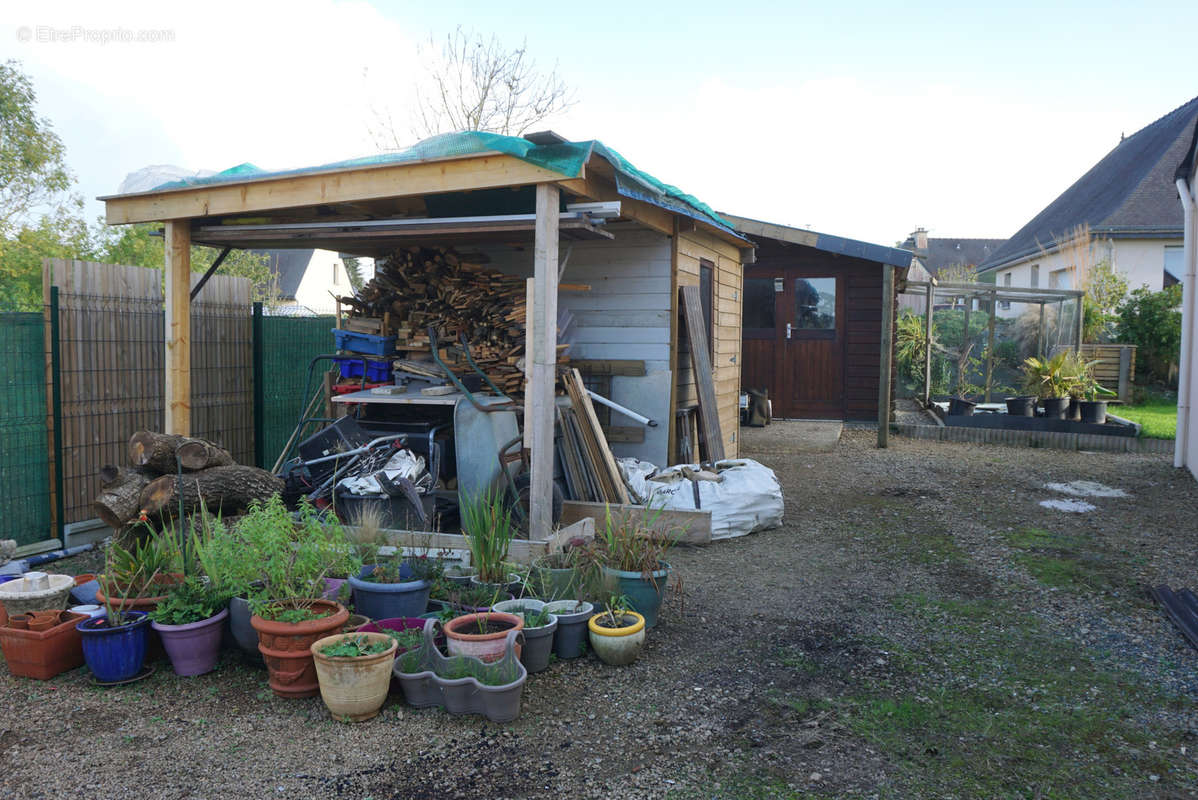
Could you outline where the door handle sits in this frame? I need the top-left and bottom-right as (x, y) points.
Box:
(786, 322), (792, 340)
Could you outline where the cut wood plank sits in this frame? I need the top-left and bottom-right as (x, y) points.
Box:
(558, 501), (712, 546)
(679, 285), (724, 461)
(344, 526), (549, 562)
(563, 369), (630, 504)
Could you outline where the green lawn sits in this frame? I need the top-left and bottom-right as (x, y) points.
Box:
(1116, 392), (1177, 439)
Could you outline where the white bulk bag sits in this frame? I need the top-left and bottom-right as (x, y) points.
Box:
(618, 458), (784, 540)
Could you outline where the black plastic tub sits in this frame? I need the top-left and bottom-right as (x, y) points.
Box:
(1005, 396), (1036, 417)
(1040, 397), (1069, 419)
(948, 397), (977, 416)
(1080, 400), (1108, 425)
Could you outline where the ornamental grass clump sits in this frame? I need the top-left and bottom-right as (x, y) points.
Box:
(460, 488), (514, 585)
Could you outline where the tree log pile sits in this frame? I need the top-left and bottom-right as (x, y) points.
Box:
(94, 431), (282, 530)
(339, 245), (569, 397)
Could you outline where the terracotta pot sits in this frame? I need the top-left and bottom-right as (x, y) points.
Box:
(311, 632), (397, 722)
(94, 572), (184, 612)
(8, 614), (31, 630)
(250, 600), (348, 698)
(443, 612), (524, 663)
(28, 616), (56, 633)
(0, 611), (87, 679)
(73, 574), (96, 586)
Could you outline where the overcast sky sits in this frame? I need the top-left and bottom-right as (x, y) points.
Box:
(3, 0), (1197, 246)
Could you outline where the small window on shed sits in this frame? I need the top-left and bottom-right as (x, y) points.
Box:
(794, 277), (835, 330)
(700, 260), (715, 356)
(743, 278), (775, 330)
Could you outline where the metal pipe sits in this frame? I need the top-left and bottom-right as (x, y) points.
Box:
(1175, 177), (1196, 470)
(586, 389), (657, 427)
(0, 544), (95, 576)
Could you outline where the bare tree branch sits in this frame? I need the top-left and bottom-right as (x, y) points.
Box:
(369, 27), (575, 149)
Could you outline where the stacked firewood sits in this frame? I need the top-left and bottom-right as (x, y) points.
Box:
(94, 431), (283, 531)
(340, 245), (567, 396)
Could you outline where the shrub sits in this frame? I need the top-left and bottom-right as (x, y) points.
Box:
(1116, 286), (1182, 384)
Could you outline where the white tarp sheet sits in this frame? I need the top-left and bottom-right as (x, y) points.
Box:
(619, 458), (784, 540)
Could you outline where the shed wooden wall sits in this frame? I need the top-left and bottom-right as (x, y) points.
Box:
(482, 224), (674, 464)
(746, 242), (892, 420)
(673, 227), (743, 458)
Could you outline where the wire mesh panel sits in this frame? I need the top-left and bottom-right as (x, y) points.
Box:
(192, 276), (254, 465)
(0, 313), (52, 545)
(259, 315), (336, 469)
(896, 281), (1084, 403)
(47, 260), (253, 525)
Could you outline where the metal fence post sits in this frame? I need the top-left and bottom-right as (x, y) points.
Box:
(49, 286), (65, 541)
(252, 301), (264, 468)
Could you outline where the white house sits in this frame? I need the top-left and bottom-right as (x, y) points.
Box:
(1175, 109), (1198, 482)
(979, 96), (1197, 316)
(253, 249), (372, 315)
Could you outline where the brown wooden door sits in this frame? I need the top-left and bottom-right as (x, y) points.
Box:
(777, 272), (844, 418)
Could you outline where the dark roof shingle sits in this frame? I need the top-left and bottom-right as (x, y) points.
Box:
(980, 96), (1198, 272)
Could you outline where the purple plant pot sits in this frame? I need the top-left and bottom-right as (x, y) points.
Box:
(151, 607), (229, 677)
(323, 578), (347, 602)
(356, 616), (432, 693)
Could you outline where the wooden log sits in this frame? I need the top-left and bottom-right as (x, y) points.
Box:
(176, 439), (234, 470)
(94, 466), (155, 530)
(138, 465), (284, 520)
(128, 431), (234, 473)
(128, 431), (188, 473)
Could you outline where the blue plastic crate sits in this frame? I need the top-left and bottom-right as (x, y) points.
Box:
(334, 357), (393, 382)
(332, 328), (396, 356)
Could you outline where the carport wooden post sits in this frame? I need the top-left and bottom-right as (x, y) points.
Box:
(923, 282), (935, 406)
(529, 183), (560, 540)
(877, 265), (895, 447)
(164, 220), (191, 435)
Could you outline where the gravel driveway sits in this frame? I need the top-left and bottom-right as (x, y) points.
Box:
(3, 427), (1197, 799)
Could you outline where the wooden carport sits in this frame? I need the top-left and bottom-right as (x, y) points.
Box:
(99, 140), (751, 541)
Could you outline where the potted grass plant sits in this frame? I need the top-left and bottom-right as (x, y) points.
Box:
(576, 506), (677, 629)
(460, 489), (518, 595)
(1062, 351), (1116, 424)
(93, 526), (184, 614)
(235, 495), (356, 698)
(311, 632), (398, 722)
(587, 595), (646, 666)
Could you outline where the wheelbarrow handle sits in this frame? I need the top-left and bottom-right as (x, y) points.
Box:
(425, 326), (516, 413)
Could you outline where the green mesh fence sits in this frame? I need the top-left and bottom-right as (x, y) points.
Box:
(0, 313), (51, 545)
(259, 315), (336, 468)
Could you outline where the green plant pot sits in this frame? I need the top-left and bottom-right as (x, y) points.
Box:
(601, 562), (670, 628)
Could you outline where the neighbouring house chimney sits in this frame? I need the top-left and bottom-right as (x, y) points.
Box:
(914, 227), (928, 251)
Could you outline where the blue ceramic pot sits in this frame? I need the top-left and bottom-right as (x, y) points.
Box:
(77, 611), (150, 682)
(602, 562), (671, 628)
(349, 564), (430, 620)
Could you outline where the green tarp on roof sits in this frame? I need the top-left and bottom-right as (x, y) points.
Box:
(151, 131), (736, 236)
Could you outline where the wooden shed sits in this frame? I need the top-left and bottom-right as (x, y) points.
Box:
(99, 131), (752, 541)
(724, 214), (909, 431)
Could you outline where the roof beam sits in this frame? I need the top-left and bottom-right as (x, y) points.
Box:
(103, 154), (572, 225)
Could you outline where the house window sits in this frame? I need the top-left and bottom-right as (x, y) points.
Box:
(794, 277), (836, 330)
(1049, 268), (1071, 289)
(1165, 246), (1183, 286)
(1030, 264), (1039, 288)
(700, 260), (715, 356)
(1001, 272), (1012, 310)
